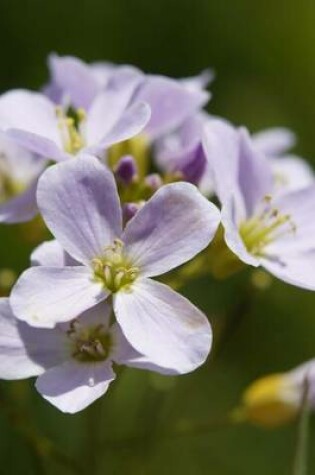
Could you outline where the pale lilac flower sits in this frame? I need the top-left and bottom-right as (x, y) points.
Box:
(44, 54), (143, 109)
(203, 119), (315, 290)
(0, 132), (47, 223)
(11, 154), (220, 372)
(0, 89), (151, 162)
(253, 127), (314, 193)
(0, 297), (184, 413)
(45, 53), (210, 141)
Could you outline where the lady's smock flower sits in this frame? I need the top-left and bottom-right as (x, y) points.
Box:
(0, 88), (150, 162)
(203, 120), (315, 289)
(11, 154), (220, 373)
(0, 298), (182, 413)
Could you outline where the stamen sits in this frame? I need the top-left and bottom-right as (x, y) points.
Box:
(68, 320), (112, 363)
(55, 106), (86, 155)
(92, 239), (139, 292)
(240, 196), (297, 256)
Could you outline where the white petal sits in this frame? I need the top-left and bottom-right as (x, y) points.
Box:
(0, 298), (63, 379)
(0, 182), (38, 223)
(10, 266), (107, 328)
(36, 360), (115, 413)
(0, 90), (61, 146)
(85, 73), (143, 146)
(31, 240), (67, 267)
(252, 127), (296, 157)
(114, 278), (212, 374)
(261, 251), (315, 291)
(222, 200), (260, 267)
(94, 102), (151, 150)
(37, 155), (122, 265)
(123, 182), (220, 277)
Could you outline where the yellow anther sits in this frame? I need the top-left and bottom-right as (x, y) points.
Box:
(93, 240), (139, 292)
(240, 196), (297, 256)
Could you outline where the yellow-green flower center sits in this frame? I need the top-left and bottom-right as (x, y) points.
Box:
(240, 195), (296, 256)
(92, 239), (139, 293)
(68, 320), (112, 363)
(56, 106), (86, 155)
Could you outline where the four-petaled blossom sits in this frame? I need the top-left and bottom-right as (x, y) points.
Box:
(44, 53), (211, 142)
(203, 119), (315, 290)
(0, 88), (151, 162)
(11, 154), (220, 373)
(0, 297), (184, 413)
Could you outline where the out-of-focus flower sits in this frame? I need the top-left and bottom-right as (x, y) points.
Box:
(0, 89), (150, 162)
(234, 359), (315, 428)
(45, 53), (211, 142)
(0, 133), (47, 223)
(0, 297), (187, 413)
(11, 154), (220, 374)
(253, 127), (314, 194)
(203, 119), (315, 289)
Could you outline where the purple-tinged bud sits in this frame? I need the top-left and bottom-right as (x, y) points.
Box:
(180, 144), (207, 185)
(123, 201), (144, 223)
(144, 173), (163, 191)
(114, 155), (138, 185)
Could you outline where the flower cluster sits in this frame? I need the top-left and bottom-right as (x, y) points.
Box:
(0, 54), (314, 414)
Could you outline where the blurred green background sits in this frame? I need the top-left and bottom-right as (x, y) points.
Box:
(1, 0), (315, 473)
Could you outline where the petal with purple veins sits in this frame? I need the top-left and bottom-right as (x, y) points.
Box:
(114, 278), (212, 374)
(122, 182), (220, 277)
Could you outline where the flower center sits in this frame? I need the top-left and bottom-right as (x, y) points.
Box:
(240, 195), (296, 256)
(56, 106), (86, 155)
(92, 239), (139, 292)
(67, 320), (112, 363)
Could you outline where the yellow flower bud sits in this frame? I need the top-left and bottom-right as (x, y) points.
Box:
(236, 373), (302, 428)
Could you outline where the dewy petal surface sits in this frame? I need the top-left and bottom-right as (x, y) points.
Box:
(37, 155), (122, 265)
(36, 360), (115, 413)
(122, 182), (220, 277)
(10, 266), (107, 328)
(114, 278), (212, 374)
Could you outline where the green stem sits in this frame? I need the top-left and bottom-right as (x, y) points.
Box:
(292, 378), (311, 475)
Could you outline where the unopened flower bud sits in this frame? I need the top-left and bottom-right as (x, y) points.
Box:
(114, 155), (138, 185)
(233, 360), (315, 428)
